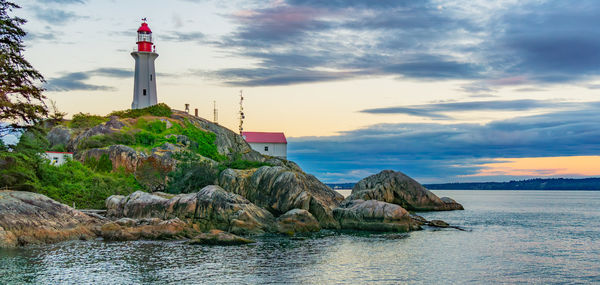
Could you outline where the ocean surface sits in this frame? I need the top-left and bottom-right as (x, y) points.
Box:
(1, 190), (599, 284)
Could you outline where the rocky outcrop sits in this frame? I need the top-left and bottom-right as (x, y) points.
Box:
(78, 144), (179, 174)
(276, 209), (321, 235)
(187, 229), (255, 245)
(100, 217), (193, 241)
(171, 110), (264, 162)
(350, 170), (463, 211)
(68, 116), (124, 151)
(218, 166), (345, 229)
(333, 199), (419, 232)
(0, 190), (99, 247)
(106, 186), (277, 235)
(47, 125), (71, 149)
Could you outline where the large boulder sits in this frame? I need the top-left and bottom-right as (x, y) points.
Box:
(106, 186), (277, 235)
(218, 166), (345, 229)
(276, 209), (321, 235)
(46, 125), (71, 149)
(333, 199), (419, 232)
(350, 170), (463, 211)
(0, 190), (99, 247)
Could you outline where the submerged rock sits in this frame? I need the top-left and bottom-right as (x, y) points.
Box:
(276, 209), (321, 235)
(0, 190), (99, 247)
(187, 229), (255, 245)
(218, 166), (344, 229)
(350, 170), (463, 211)
(333, 199), (420, 232)
(100, 217), (192, 241)
(106, 186), (277, 235)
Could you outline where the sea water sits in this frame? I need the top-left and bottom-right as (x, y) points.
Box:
(1, 190), (599, 284)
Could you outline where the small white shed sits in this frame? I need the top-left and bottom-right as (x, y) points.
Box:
(242, 132), (287, 159)
(44, 151), (73, 166)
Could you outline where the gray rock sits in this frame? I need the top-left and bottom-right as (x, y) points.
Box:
(276, 209), (321, 235)
(68, 116), (125, 151)
(106, 186), (277, 235)
(0, 190), (99, 247)
(218, 166), (344, 229)
(46, 126), (71, 149)
(350, 170), (463, 211)
(100, 217), (191, 241)
(333, 199), (420, 232)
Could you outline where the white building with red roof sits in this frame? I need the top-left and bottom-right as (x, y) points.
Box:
(44, 151), (73, 166)
(242, 132), (287, 159)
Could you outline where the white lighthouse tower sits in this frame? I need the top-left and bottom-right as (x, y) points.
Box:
(131, 19), (158, 109)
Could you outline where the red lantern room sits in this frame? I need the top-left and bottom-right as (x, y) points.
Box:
(136, 20), (154, 52)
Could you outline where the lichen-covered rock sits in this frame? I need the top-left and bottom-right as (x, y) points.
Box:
(276, 209), (321, 235)
(0, 190), (99, 247)
(47, 125), (71, 149)
(218, 166), (344, 229)
(100, 217), (192, 241)
(187, 229), (255, 245)
(106, 186), (277, 235)
(441, 197), (465, 210)
(333, 199), (420, 232)
(350, 170), (463, 211)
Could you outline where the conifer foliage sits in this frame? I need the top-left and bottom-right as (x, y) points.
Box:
(0, 1), (47, 137)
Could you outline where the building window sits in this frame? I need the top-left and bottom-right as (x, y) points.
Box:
(150, 74), (152, 81)
(143, 89), (147, 95)
(264, 146), (269, 151)
(52, 157), (59, 165)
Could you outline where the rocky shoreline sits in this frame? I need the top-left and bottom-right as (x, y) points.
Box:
(0, 169), (464, 247)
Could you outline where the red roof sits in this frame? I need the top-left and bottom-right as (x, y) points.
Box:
(137, 22), (152, 33)
(242, 132), (287, 144)
(45, 151), (73, 154)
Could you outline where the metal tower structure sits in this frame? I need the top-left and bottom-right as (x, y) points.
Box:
(213, 100), (218, 124)
(239, 90), (244, 135)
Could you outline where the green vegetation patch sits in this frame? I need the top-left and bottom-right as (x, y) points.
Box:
(70, 113), (109, 129)
(109, 103), (172, 118)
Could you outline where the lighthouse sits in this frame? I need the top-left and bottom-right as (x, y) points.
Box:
(131, 19), (158, 109)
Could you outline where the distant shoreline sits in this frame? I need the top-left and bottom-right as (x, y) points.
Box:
(327, 177), (600, 191)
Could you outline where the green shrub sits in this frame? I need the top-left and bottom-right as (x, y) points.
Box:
(181, 121), (225, 161)
(49, 143), (66, 152)
(70, 113), (108, 129)
(166, 153), (218, 194)
(109, 103), (172, 119)
(134, 131), (156, 146)
(224, 159), (271, 170)
(35, 161), (141, 209)
(97, 154), (113, 172)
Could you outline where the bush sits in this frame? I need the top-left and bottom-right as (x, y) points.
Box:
(35, 160), (141, 209)
(224, 159), (271, 170)
(78, 132), (135, 150)
(166, 152), (219, 194)
(181, 121), (225, 161)
(109, 103), (172, 119)
(135, 157), (171, 192)
(134, 131), (156, 146)
(97, 154), (113, 172)
(70, 113), (108, 129)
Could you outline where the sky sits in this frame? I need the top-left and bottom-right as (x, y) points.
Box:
(11, 0), (600, 183)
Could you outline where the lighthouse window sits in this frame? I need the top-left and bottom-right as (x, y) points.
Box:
(150, 74), (152, 81)
(143, 89), (147, 95)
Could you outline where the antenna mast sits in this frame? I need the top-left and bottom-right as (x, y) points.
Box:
(238, 90), (244, 135)
(213, 100), (218, 124)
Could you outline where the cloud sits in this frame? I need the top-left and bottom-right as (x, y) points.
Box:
(160, 32), (205, 43)
(33, 7), (83, 25)
(203, 0), (600, 88)
(36, 0), (85, 3)
(288, 107), (600, 183)
(45, 68), (132, 91)
(360, 99), (581, 118)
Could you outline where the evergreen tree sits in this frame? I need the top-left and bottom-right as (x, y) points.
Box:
(0, 0), (47, 138)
